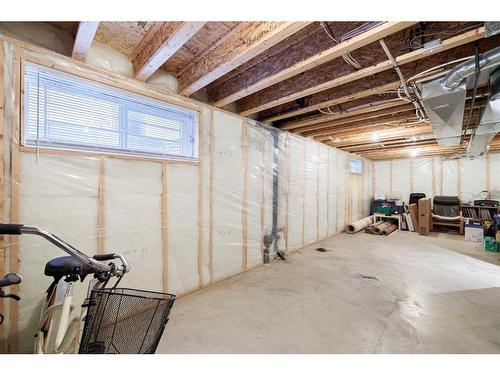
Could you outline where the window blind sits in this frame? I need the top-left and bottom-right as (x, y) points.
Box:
(24, 63), (199, 160)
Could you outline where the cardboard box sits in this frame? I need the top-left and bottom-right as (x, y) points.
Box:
(465, 219), (483, 242)
(408, 203), (418, 232)
(418, 197), (432, 236)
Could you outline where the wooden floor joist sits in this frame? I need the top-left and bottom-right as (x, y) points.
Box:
(308, 112), (418, 139)
(239, 27), (484, 117)
(294, 103), (415, 135)
(178, 22), (312, 96)
(214, 22), (414, 108)
(134, 22), (206, 81)
(72, 22), (99, 61)
(263, 81), (401, 123)
(280, 99), (404, 131)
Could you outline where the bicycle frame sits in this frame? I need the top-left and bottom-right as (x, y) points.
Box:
(0, 224), (130, 353)
(35, 276), (106, 354)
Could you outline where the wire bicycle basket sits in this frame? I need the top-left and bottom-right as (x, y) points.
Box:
(79, 288), (176, 354)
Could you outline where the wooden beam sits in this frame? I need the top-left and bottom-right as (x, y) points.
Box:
(358, 145), (465, 160)
(213, 21), (414, 108)
(330, 126), (433, 148)
(240, 27), (485, 116)
(308, 112), (418, 139)
(178, 22), (312, 97)
(263, 28), (500, 124)
(133, 22), (206, 82)
(341, 138), (437, 152)
(294, 103), (414, 134)
(72, 22), (99, 61)
(264, 81), (401, 123)
(280, 99), (404, 131)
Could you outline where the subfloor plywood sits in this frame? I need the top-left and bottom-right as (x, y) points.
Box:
(158, 231), (500, 354)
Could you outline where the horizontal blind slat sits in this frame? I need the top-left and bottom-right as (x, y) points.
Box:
(24, 63), (198, 159)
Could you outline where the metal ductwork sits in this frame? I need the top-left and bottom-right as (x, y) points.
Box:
(442, 46), (500, 91)
(421, 78), (466, 146)
(420, 46), (500, 154)
(467, 67), (500, 156)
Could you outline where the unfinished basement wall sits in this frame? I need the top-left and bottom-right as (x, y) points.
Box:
(372, 154), (500, 204)
(0, 35), (372, 353)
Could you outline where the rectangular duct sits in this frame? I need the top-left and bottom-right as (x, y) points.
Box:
(467, 97), (500, 155)
(467, 68), (500, 155)
(421, 78), (466, 146)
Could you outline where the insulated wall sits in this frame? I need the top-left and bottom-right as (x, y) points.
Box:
(0, 36), (372, 353)
(284, 134), (371, 251)
(372, 154), (500, 204)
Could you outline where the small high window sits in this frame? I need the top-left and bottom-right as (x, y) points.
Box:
(23, 63), (199, 160)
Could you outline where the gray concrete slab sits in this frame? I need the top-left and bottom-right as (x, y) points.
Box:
(158, 231), (500, 353)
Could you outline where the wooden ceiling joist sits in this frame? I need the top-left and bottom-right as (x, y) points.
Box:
(177, 22), (312, 97)
(72, 22), (99, 61)
(357, 145), (465, 159)
(240, 26), (485, 117)
(294, 103), (415, 134)
(280, 99), (404, 131)
(340, 137), (437, 152)
(212, 21), (414, 108)
(330, 126), (434, 148)
(264, 81), (401, 123)
(133, 22), (206, 82)
(306, 111), (418, 139)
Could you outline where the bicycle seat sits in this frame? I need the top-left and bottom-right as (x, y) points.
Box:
(44, 256), (95, 281)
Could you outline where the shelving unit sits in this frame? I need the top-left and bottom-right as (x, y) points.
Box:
(461, 205), (500, 221)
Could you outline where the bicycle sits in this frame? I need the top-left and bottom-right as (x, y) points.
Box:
(0, 223), (176, 354)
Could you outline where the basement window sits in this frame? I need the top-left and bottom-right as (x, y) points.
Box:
(23, 63), (199, 160)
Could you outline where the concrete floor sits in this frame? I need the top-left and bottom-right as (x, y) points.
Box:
(158, 231), (500, 353)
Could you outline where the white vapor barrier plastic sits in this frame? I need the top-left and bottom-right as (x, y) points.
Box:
(166, 164), (200, 293)
(391, 159), (410, 203)
(442, 159), (459, 197)
(18, 153), (100, 353)
(0, 37), (374, 352)
(460, 158), (486, 203)
(286, 135), (305, 250)
(327, 148), (338, 235)
(336, 152), (347, 231)
(318, 145), (329, 239)
(246, 126), (265, 268)
(303, 141), (319, 244)
(491, 153), (500, 199)
(212, 111), (244, 279)
(104, 159), (164, 292)
(373, 155), (500, 207)
(374, 161), (390, 199)
(413, 157), (434, 198)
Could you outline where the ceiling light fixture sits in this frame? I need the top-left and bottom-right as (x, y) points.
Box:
(410, 149), (419, 157)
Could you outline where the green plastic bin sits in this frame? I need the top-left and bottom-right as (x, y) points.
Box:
(484, 237), (499, 252)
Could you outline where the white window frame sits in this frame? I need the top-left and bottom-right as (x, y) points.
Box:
(21, 62), (200, 161)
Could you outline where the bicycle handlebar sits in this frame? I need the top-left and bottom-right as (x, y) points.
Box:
(0, 224), (24, 235)
(0, 273), (22, 288)
(0, 224), (130, 276)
